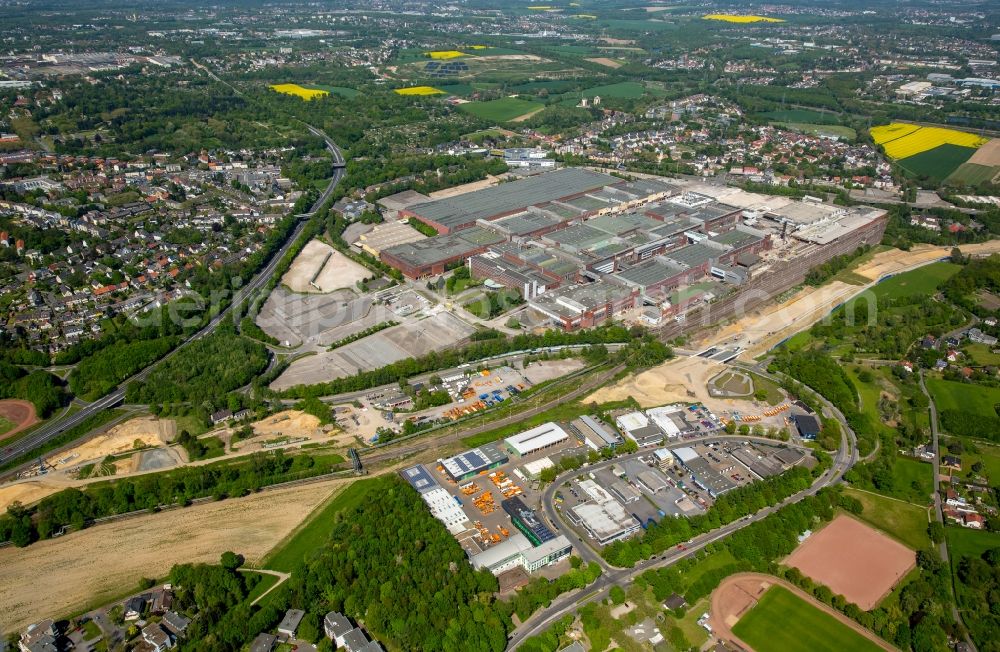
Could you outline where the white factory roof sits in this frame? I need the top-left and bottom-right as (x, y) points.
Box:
(505, 422), (569, 456)
(616, 411), (650, 433)
(647, 406), (682, 438)
(579, 478), (616, 504)
(469, 533), (533, 571)
(572, 500), (639, 543)
(522, 456), (555, 477)
(522, 534), (573, 565)
(672, 446), (700, 464)
(421, 487), (471, 534)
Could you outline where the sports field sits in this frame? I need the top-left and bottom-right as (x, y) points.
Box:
(732, 586), (884, 652)
(869, 261), (960, 301)
(926, 378), (1000, 419)
(269, 83), (329, 100)
(459, 97), (544, 122)
(842, 487), (931, 550)
(871, 123), (987, 160)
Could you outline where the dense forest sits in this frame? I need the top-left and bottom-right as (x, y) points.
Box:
(68, 336), (178, 400)
(125, 323), (269, 408)
(954, 545), (1000, 651)
(0, 361), (64, 417)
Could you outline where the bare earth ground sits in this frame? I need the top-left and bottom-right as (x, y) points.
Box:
(46, 416), (174, 470)
(587, 356), (724, 407)
(0, 479), (64, 512)
(968, 138), (1000, 166)
(0, 399), (39, 441)
(710, 573), (894, 652)
(784, 514), (915, 610)
(0, 479), (344, 633)
(586, 57), (622, 68)
(511, 107), (546, 123)
(281, 239), (370, 293)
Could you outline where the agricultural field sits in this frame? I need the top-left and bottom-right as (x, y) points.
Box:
(395, 85), (446, 96)
(870, 123), (988, 160)
(703, 13), (785, 23)
(870, 261), (961, 301)
(842, 487), (932, 550)
(897, 144), (978, 183)
(425, 50), (467, 60)
(732, 586), (883, 652)
(581, 81), (659, 99)
(926, 378), (1000, 419)
(302, 85), (359, 98)
(269, 83), (329, 100)
(947, 162), (1000, 186)
(459, 97), (544, 122)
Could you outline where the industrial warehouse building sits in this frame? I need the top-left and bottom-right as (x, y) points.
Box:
(571, 479), (642, 544)
(571, 415), (623, 450)
(504, 422), (570, 457)
(616, 411), (665, 447)
(503, 496), (557, 545)
(401, 464), (472, 534)
(469, 532), (573, 575)
(439, 443), (509, 482)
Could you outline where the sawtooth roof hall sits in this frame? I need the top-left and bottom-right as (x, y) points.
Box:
(400, 168), (622, 234)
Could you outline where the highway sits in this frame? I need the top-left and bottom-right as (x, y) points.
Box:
(505, 365), (859, 650)
(0, 124), (346, 470)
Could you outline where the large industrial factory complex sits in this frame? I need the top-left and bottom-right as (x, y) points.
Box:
(377, 167), (888, 332)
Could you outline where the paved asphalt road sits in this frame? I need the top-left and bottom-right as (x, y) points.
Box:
(0, 126), (346, 469)
(505, 364), (859, 650)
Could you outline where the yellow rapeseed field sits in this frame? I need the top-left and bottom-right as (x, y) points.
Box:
(871, 122), (988, 159)
(395, 86), (446, 96)
(703, 14), (785, 23)
(269, 84), (329, 100)
(468, 45), (488, 50)
(426, 50), (466, 60)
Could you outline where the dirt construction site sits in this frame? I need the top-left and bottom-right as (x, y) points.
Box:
(44, 416), (175, 473)
(0, 477), (349, 634)
(587, 355), (726, 407)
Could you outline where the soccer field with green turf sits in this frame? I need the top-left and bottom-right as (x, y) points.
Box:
(733, 586), (885, 652)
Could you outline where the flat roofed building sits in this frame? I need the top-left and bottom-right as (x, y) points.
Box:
(502, 496), (556, 545)
(421, 486), (472, 534)
(522, 534), (572, 571)
(636, 469), (670, 494)
(613, 257), (690, 294)
(617, 411), (650, 433)
(469, 532), (572, 574)
(469, 251), (556, 300)
(610, 480), (641, 504)
(402, 168), (618, 234)
(646, 406), (683, 438)
(571, 497), (640, 545)
(278, 609), (304, 638)
(505, 422), (570, 457)
(354, 220), (427, 257)
(400, 464), (439, 494)
(528, 281), (638, 332)
(439, 442), (510, 482)
(572, 415), (622, 450)
(381, 226), (505, 278)
(521, 456), (555, 479)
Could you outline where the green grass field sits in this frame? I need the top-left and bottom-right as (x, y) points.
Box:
(581, 81), (650, 99)
(869, 261), (961, 301)
(0, 416), (14, 437)
(898, 144), (978, 183)
(243, 571), (280, 603)
(261, 478), (384, 572)
(926, 378), (1000, 419)
(842, 487), (931, 550)
(434, 83), (475, 96)
(891, 457), (935, 504)
(732, 585), (884, 652)
(776, 122), (857, 141)
(946, 527), (1000, 562)
(947, 162), (1000, 186)
(954, 438), (1000, 486)
(756, 109), (838, 124)
(963, 343), (1000, 366)
(458, 97), (543, 122)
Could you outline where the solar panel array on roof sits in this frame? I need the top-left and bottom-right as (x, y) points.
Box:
(440, 443), (509, 481)
(502, 496), (556, 545)
(401, 464), (439, 494)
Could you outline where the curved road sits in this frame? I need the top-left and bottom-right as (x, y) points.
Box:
(0, 126), (346, 469)
(506, 365), (859, 649)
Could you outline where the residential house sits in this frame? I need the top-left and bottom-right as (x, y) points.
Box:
(249, 633), (276, 652)
(141, 623), (174, 652)
(18, 621), (58, 652)
(277, 609), (304, 639)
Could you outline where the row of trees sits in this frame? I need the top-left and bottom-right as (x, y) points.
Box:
(602, 464), (820, 567)
(0, 448), (340, 546)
